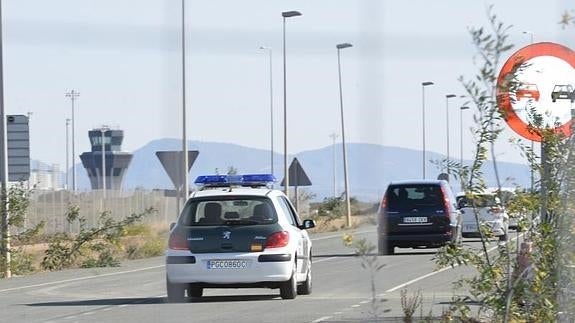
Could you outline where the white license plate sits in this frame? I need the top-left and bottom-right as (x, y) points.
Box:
(403, 217), (427, 223)
(207, 260), (249, 270)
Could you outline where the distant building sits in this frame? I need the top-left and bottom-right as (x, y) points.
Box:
(80, 127), (132, 190)
(29, 162), (61, 190)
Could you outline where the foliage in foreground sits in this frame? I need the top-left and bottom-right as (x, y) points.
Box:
(41, 206), (156, 271)
(434, 6), (574, 322)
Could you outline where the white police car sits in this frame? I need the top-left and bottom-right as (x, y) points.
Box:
(165, 174), (315, 302)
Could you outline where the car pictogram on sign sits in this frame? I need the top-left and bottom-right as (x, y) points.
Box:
(516, 83), (540, 101)
(550, 84), (575, 102)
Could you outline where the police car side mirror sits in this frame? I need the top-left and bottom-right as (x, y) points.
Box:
(169, 222), (176, 231)
(301, 219), (316, 230)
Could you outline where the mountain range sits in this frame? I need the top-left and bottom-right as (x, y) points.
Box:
(73, 139), (531, 202)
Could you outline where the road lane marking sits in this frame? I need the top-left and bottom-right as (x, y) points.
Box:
(360, 300), (370, 304)
(314, 256), (338, 264)
(382, 234), (523, 294)
(311, 316), (333, 322)
(0, 265), (164, 293)
(351, 304), (361, 308)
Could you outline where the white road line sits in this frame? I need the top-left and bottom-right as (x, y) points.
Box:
(314, 257), (339, 264)
(351, 304), (361, 308)
(382, 235), (523, 295)
(0, 265), (165, 293)
(359, 300), (370, 304)
(311, 316), (333, 323)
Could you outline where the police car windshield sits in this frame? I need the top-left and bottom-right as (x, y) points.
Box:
(180, 197), (278, 226)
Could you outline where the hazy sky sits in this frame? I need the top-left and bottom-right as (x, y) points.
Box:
(2, 0), (573, 170)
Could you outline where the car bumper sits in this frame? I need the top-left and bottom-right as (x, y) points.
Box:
(462, 220), (505, 236)
(384, 232), (453, 247)
(165, 250), (293, 284)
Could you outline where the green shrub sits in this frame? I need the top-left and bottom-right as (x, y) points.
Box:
(126, 237), (165, 260)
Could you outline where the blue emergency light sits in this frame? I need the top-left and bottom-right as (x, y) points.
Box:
(194, 174), (276, 187)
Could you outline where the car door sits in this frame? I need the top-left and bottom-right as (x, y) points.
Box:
(277, 196), (309, 276)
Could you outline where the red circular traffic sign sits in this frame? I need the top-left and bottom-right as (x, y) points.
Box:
(497, 42), (575, 142)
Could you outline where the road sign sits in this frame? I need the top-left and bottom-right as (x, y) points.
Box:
(280, 157), (312, 187)
(3, 115), (30, 182)
(497, 42), (575, 142)
(156, 150), (199, 189)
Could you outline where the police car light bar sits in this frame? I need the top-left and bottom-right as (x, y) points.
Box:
(194, 174), (276, 187)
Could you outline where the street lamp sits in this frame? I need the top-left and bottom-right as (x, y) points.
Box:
(0, 0), (10, 278)
(65, 90), (80, 192)
(421, 81), (434, 179)
(460, 106), (470, 165)
(281, 10), (302, 197)
(259, 46), (274, 177)
(445, 94), (456, 174)
(180, 0), (189, 211)
(336, 42), (353, 227)
(329, 133), (339, 198)
(100, 126), (109, 198)
(65, 118), (70, 190)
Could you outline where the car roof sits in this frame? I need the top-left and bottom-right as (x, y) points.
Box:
(189, 186), (281, 199)
(456, 187), (516, 197)
(388, 179), (447, 186)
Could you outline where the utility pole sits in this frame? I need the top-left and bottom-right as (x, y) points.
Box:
(65, 90), (80, 192)
(0, 0), (11, 278)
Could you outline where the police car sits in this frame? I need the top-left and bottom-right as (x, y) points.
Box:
(165, 174), (315, 302)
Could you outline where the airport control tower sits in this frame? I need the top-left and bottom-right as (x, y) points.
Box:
(80, 126), (132, 190)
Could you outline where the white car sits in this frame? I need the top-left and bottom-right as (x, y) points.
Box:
(456, 189), (510, 240)
(165, 174), (315, 302)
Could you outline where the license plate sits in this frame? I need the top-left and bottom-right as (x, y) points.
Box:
(403, 217), (427, 223)
(207, 260), (249, 270)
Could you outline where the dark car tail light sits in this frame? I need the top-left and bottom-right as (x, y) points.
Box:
(265, 231), (289, 249)
(380, 194), (388, 211)
(168, 231), (188, 250)
(440, 185), (451, 217)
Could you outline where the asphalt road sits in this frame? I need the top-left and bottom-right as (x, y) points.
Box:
(0, 224), (514, 323)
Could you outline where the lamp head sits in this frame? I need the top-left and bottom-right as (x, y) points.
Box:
(282, 11), (302, 18)
(336, 43), (353, 50)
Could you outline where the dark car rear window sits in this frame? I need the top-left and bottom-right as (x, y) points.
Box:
(386, 184), (444, 210)
(179, 196), (277, 226)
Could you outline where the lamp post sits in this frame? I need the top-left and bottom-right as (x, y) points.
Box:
(281, 10), (302, 198)
(445, 94), (456, 174)
(259, 46), (274, 177)
(0, 0), (11, 278)
(100, 126), (109, 198)
(421, 81), (434, 179)
(460, 106), (470, 165)
(329, 133), (339, 198)
(180, 0), (189, 210)
(65, 90), (80, 192)
(336, 42), (353, 227)
(65, 118), (70, 190)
